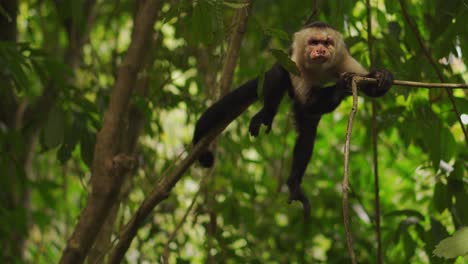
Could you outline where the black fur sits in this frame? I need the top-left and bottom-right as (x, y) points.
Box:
(192, 27), (393, 215)
(250, 68), (393, 212)
(303, 21), (335, 30)
(192, 63), (290, 167)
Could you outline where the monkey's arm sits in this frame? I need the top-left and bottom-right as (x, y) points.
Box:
(249, 63), (291, 137)
(193, 63), (290, 167)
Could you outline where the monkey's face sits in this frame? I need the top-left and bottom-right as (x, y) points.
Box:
(305, 36), (334, 63)
(292, 27), (345, 71)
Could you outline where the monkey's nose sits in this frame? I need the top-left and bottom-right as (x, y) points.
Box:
(317, 49), (326, 55)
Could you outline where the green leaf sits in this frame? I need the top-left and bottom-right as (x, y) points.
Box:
(0, 6), (12, 21)
(385, 0), (397, 14)
(454, 191), (468, 225)
(43, 106), (65, 149)
(439, 125), (457, 163)
(264, 27), (289, 41)
(433, 182), (449, 213)
(385, 209), (425, 220)
(191, 1), (216, 44)
(223, 1), (249, 9)
(433, 227), (468, 259)
(448, 161), (464, 182)
(430, 218), (449, 245)
(270, 49), (300, 76)
(80, 129), (96, 169)
(412, 103), (456, 170)
(403, 232), (416, 260)
(57, 114), (82, 164)
(34, 179), (61, 210)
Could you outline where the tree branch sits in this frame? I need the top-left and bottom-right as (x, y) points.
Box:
(354, 77), (468, 89)
(108, 3), (253, 262)
(107, 101), (251, 263)
(161, 171), (210, 263)
(219, 3), (252, 96)
(343, 77), (359, 264)
(59, 1), (163, 263)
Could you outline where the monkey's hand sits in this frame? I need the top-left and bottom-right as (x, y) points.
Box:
(249, 109), (273, 137)
(337, 72), (357, 92)
(366, 69), (394, 96)
(287, 182), (311, 219)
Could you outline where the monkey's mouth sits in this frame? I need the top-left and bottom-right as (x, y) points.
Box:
(311, 56), (328, 63)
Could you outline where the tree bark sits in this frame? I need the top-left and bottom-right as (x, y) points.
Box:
(59, 1), (163, 263)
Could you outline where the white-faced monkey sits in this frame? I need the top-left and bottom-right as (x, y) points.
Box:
(192, 22), (393, 215)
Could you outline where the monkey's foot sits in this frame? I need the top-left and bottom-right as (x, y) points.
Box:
(287, 184), (311, 219)
(249, 110), (272, 137)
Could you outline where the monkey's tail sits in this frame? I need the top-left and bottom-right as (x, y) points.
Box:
(192, 79), (259, 168)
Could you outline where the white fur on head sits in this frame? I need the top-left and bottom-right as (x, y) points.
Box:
(291, 26), (347, 72)
(289, 23), (362, 104)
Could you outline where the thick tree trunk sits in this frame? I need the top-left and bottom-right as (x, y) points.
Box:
(59, 1), (163, 263)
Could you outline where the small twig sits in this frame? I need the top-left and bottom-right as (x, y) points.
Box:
(343, 77), (359, 264)
(304, 0), (319, 25)
(371, 99), (383, 263)
(161, 171), (210, 263)
(393, 80), (468, 89)
(276, 120), (291, 193)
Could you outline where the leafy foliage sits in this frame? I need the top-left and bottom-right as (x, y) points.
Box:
(0, 0), (467, 263)
(434, 227), (468, 259)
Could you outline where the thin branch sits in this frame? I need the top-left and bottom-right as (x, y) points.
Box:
(398, 0), (468, 144)
(393, 80), (468, 89)
(371, 97), (383, 263)
(276, 121), (292, 193)
(107, 101), (251, 263)
(343, 78), (359, 264)
(305, 0), (319, 25)
(354, 77), (468, 89)
(365, 2), (383, 263)
(219, 3), (252, 96)
(161, 172), (209, 263)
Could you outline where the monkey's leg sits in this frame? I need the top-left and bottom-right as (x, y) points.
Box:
(287, 107), (321, 217)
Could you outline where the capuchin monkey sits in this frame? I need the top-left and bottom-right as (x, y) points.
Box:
(192, 22), (393, 215)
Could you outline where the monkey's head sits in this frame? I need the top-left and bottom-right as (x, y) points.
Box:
(291, 22), (347, 72)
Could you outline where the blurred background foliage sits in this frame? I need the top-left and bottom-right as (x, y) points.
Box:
(0, 0), (467, 263)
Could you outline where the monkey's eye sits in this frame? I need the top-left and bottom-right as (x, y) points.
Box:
(308, 39), (319, 45)
(324, 39), (334, 46)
